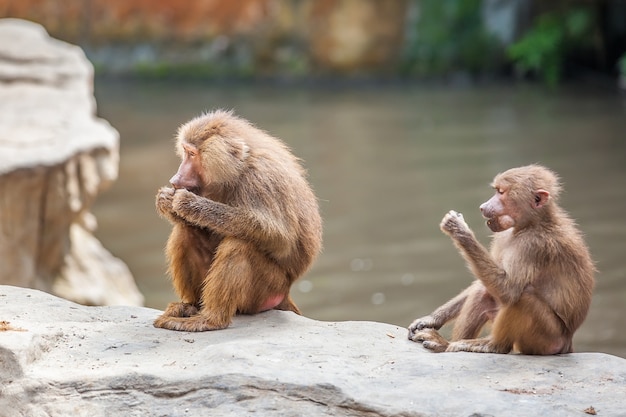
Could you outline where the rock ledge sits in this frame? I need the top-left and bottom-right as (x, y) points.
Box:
(1, 285), (625, 417)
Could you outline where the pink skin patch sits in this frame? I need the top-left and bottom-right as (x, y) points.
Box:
(259, 294), (284, 312)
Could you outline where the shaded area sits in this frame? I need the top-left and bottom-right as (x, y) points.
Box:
(0, 346), (23, 385)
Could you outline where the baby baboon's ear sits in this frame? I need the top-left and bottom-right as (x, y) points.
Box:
(534, 189), (550, 208)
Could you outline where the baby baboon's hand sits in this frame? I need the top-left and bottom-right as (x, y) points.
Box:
(408, 315), (441, 340)
(440, 210), (471, 238)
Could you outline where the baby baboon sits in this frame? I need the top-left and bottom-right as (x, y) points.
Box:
(155, 110), (322, 331)
(408, 165), (594, 354)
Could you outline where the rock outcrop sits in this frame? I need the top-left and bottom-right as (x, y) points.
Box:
(0, 19), (142, 306)
(1, 285), (624, 417)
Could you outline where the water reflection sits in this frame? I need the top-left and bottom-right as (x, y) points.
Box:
(93, 80), (626, 358)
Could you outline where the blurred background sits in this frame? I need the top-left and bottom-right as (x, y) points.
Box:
(2, 0), (625, 357)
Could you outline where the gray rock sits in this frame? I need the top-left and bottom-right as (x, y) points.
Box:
(0, 19), (142, 306)
(0, 285), (624, 417)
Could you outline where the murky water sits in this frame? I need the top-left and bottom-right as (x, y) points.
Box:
(92, 80), (626, 358)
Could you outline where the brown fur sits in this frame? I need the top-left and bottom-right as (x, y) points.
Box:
(408, 165), (594, 354)
(154, 110), (322, 331)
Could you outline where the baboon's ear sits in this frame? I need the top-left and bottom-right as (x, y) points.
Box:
(534, 189), (550, 208)
(226, 138), (249, 161)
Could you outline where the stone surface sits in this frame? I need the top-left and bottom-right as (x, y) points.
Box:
(0, 286), (624, 417)
(0, 19), (142, 306)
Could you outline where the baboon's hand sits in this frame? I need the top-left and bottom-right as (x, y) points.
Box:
(172, 188), (206, 222)
(156, 187), (176, 218)
(440, 210), (471, 238)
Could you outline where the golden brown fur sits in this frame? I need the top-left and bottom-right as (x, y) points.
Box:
(154, 110), (322, 331)
(408, 165), (594, 354)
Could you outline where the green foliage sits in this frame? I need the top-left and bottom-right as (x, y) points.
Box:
(131, 61), (254, 81)
(403, 0), (499, 76)
(507, 8), (593, 87)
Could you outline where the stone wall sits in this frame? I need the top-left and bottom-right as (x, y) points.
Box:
(0, 0), (410, 75)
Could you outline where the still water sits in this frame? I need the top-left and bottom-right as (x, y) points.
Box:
(92, 80), (626, 358)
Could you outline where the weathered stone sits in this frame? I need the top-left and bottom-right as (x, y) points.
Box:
(0, 286), (624, 417)
(0, 19), (142, 306)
